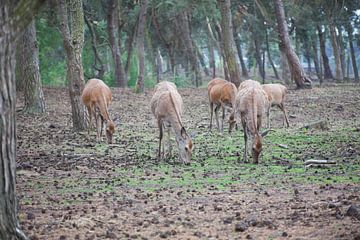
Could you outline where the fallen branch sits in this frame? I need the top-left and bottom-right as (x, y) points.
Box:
(304, 159), (336, 168)
(301, 120), (330, 131)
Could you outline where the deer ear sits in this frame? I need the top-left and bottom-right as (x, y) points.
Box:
(181, 127), (187, 138)
(261, 129), (274, 137)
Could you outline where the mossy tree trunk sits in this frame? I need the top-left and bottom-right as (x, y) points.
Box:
(317, 25), (333, 80)
(136, 0), (148, 92)
(274, 0), (311, 89)
(57, 0), (87, 130)
(0, 1), (45, 239)
(217, 0), (241, 87)
(346, 24), (359, 82)
(16, 20), (46, 113)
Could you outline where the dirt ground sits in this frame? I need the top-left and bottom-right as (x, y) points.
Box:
(16, 83), (360, 240)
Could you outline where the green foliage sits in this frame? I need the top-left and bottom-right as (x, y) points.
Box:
(36, 18), (66, 87)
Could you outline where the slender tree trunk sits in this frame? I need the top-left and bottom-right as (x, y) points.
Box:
(1, 1), (44, 239)
(217, 0), (241, 86)
(234, 34), (249, 78)
(337, 26), (346, 79)
(58, 0), (87, 130)
(107, 0), (126, 87)
(136, 0), (148, 92)
(317, 25), (333, 79)
(274, 0), (311, 88)
(156, 48), (163, 82)
(16, 20), (45, 113)
(84, 12), (105, 78)
(279, 45), (290, 84)
(124, 25), (136, 80)
(346, 24), (359, 81)
(208, 38), (216, 78)
(253, 31), (265, 80)
(175, 11), (201, 87)
(311, 35), (322, 82)
(265, 29), (279, 79)
(328, 18), (343, 81)
(195, 43), (210, 77)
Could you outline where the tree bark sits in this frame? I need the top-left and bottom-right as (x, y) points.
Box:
(328, 17), (343, 81)
(253, 31), (265, 80)
(107, 0), (126, 87)
(217, 0), (241, 86)
(208, 38), (216, 78)
(156, 48), (163, 83)
(135, 0), (148, 92)
(234, 34), (249, 78)
(317, 25), (333, 79)
(16, 20), (46, 113)
(84, 14), (105, 79)
(175, 11), (201, 87)
(195, 43), (210, 77)
(274, 0), (311, 88)
(58, 0), (87, 130)
(346, 24), (359, 81)
(311, 35), (322, 83)
(337, 26), (346, 79)
(1, 1), (44, 239)
(265, 29), (279, 79)
(279, 44), (290, 84)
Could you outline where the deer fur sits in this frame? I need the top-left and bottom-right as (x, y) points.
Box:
(208, 78), (237, 132)
(151, 81), (193, 164)
(82, 78), (115, 144)
(261, 83), (290, 128)
(234, 80), (270, 163)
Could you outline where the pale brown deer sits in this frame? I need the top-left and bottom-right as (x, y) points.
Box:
(151, 81), (193, 164)
(82, 78), (115, 144)
(234, 80), (271, 163)
(261, 83), (290, 128)
(208, 78), (237, 132)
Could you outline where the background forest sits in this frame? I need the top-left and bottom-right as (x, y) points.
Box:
(25, 0), (360, 89)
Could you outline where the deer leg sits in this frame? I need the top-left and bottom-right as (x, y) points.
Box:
(241, 114), (248, 163)
(209, 102), (214, 130)
(214, 104), (220, 131)
(95, 113), (101, 143)
(158, 120), (163, 160)
(86, 106), (93, 137)
(221, 104), (225, 133)
(164, 127), (172, 160)
(279, 103), (290, 128)
(266, 106), (271, 129)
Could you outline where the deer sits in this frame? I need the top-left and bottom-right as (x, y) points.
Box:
(81, 78), (115, 144)
(261, 83), (290, 128)
(233, 80), (271, 164)
(207, 78), (237, 132)
(150, 81), (193, 164)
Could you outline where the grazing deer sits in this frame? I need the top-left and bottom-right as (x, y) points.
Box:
(261, 83), (290, 128)
(234, 80), (271, 163)
(151, 81), (193, 164)
(82, 78), (115, 144)
(208, 78), (237, 132)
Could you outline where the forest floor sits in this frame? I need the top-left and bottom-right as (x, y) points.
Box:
(16, 83), (360, 240)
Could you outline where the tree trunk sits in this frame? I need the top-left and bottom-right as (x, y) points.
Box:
(135, 0), (148, 92)
(175, 11), (201, 87)
(328, 18), (343, 81)
(208, 38), (216, 78)
(279, 44), (291, 84)
(346, 24), (359, 81)
(107, 0), (126, 87)
(274, 0), (311, 88)
(124, 24), (136, 80)
(317, 25), (333, 79)
(311, 35), (322, 82)
(1, 1), (44, 239)
(156, 48), (163, 83)
(337, 26), (346, 79)
(195, 43), (210, 77)
(84, 14), (105, 79)
(16, 20), (46, 113)
(58, 0), (87, 130)
(253, 31), (265, 80)
(234, 34), (249, 78)
(265, 29), (279, 79)
(217, 0), (241, 86)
